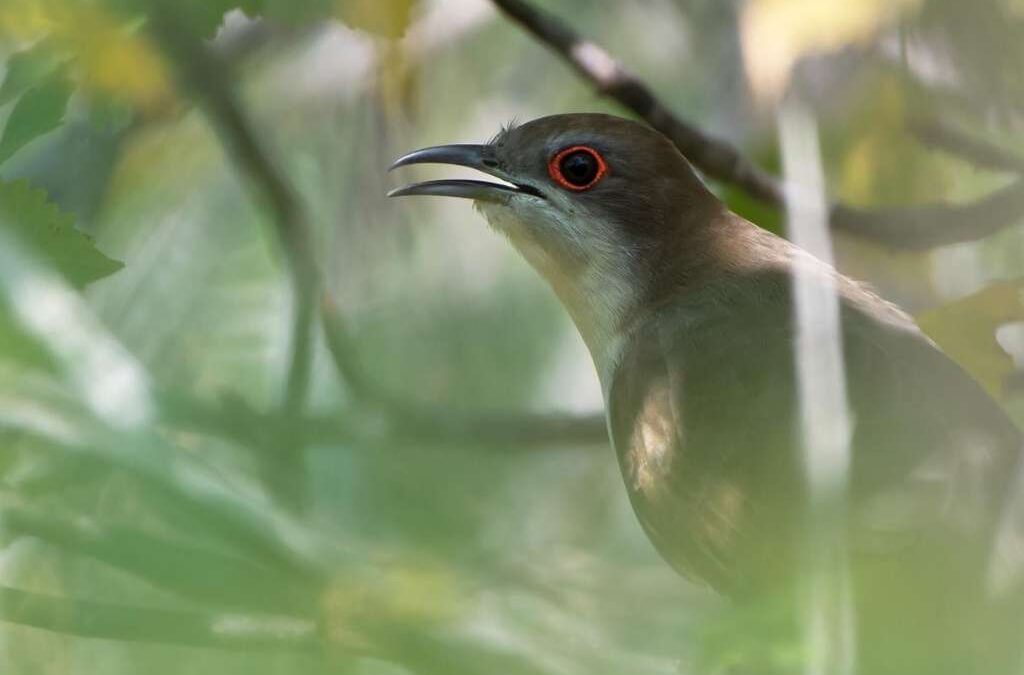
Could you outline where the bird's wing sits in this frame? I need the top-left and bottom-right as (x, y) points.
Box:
(606, 261), (1022, 594)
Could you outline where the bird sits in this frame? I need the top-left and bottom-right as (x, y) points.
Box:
(388, 113), (1024, 674)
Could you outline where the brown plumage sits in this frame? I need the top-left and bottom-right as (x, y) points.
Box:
(390, 113), (1024, 674)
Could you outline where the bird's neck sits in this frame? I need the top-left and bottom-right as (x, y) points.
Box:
(525, 205), (751, 395)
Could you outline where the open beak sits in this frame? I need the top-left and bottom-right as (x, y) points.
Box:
(387, 144), (540, 203)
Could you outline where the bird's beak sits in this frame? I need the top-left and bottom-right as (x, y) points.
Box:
(387, 144), (538, 203)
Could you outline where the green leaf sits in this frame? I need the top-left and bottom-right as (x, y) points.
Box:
(0, 179), (123, 287)
(0, 39), (67, 107)
(0, 68), (74, 165)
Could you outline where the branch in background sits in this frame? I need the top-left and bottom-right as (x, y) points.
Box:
(831, 179), (1024, 250)
(491, 0), (782, 206)
(318, 297), (608, 446)
(162, 389), (607, 451)
(909, 116), (1024, 174)
(146, 2), (610, 457)
(491, 0), (1024, 250)
(145, 2), (319, 509)
(145, 4), (317, 418)
(0, 586), (320, 651)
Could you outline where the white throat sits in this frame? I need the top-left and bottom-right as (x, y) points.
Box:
(478, 201), (640, 395)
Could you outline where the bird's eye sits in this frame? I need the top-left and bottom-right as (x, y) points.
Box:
(548, 145), (608, 191)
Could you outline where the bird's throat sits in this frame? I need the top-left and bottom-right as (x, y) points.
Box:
(480, 203), (644, 391)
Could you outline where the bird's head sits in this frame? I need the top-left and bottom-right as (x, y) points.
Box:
(389, 113), (723, 377)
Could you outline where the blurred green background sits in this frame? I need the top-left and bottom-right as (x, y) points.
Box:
(0, 1), (1022, 674)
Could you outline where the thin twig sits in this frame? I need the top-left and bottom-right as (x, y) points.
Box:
(909, 116), (1024, 174)
(160, 389), (608, 450)
(491, 0), (1024, 250)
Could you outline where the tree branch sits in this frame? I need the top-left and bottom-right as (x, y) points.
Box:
(491, 0), (782, 206)
(909, 116), (1024, 174)
(161, 389), (607, 451)
(491, 0), (1024, 250)
(145, 2), (610, 459)
(831, 179), (1024, 250)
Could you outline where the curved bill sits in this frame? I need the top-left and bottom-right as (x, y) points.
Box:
(388, 144), (537, 203)
(387, 179), (521, 202)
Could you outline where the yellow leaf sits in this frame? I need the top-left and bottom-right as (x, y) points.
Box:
(66, 8), (174, 110)
(917, 279), (1024, 400)
(833, 74), (953, 207)
(2, 0), (174, 111)
(0, 0), (54, 42)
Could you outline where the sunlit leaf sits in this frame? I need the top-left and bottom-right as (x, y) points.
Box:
(0, 180), (123, 287)
(65, 4), (174, 110)
(2, 1), (174, 110)
(917, 278), (1024, 399)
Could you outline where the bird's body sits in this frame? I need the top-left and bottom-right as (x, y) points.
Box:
(606, 211), (1019, 593)
(390, 113), (1024, 674)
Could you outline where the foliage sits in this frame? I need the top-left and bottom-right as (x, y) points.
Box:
(0, 0), (1022, 674)
(0, 179), (122, 287)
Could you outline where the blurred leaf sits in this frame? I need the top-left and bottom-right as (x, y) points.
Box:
(0, 179), (123, 287)
(836, 79), (915, 204)
(822, 72), (961, 208)
(0, 38), (68, 106)
(0, 67), (73, 165)
(917, 278), (1024, 399)
(740, 0), (921, 100)
(2, 1), (174, 110)
(68, 3), (174, 110)
(0, 298), (56, 371)
(0, 0), (52, 42)
(2, 506), (320, 614)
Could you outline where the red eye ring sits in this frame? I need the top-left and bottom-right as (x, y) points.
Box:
(548, 145), (608, 191)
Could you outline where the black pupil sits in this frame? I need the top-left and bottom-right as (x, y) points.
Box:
(560, 151), (598, 186)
